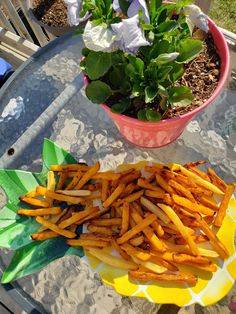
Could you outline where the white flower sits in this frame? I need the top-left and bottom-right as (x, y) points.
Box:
(66, 0), (91, 26)
(111, 14), (150, 54)
(83, 21), (119, 52)
(127, 0), (150, 23)
(183, 4), (209, 33)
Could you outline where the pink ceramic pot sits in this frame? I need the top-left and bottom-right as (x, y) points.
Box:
(85, 18), (230, 148)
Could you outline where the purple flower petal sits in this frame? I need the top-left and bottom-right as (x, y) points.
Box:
(127, 0), (150, 23)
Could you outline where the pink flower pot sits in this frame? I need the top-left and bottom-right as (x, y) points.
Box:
(85, 18), (230, 148)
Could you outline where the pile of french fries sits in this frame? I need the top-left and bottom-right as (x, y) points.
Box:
(17, 161), (236, 286)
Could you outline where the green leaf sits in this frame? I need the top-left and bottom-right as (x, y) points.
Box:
(145, 86), (158, 103)
(158, 84), (168, 98)
(85, 51), (112, 80)
(153, 53), (179, 65)
(118, 0), (129, 15)
(156, 66), (173, 81)
(1, 238), (83, 283)
(169, 63), (184, 82)
(146, 109), (161, 122)
(169, 86), (194, 107)
(111, 99), (131, 114)
(81, 47), (90, 57)
(150, 40), (169, 60)
(156, 20), (179, 33)
(85, 81), (112, 104)
(137, 109), (148, 121)
(177, 39), (203, 63)
(142, 24), (154, 31)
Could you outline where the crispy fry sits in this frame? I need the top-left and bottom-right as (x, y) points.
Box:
(91, 172), (121, 181)
(130, 209), (166, 252)
(189, 167), (211, 182)
(138, 178), (165, 192)
(151, 220), (164, 237)
(214, 184), (235, 227)
(38, 209), (67, 232)
(132, 257), (167, 273)
(151, 251), (210, 265)
(155, 173), (175, 194)
(25, 189), (39, 198)
(121, 243), (151, 261)
(129, 235), (144, 246)
(86, 248), (138, 270)
(195, 214), (229, 259)
(103, 183), (125, 208)
(172, 194), (214, 216)
(69, 224), (77, 233)
(179, 166), (224, 195)
(36, 186), (84, 204)
(65, 170), (82, 190)
(35, 216), (76, 238)
(116, 190), (144, 206)
(157, 203), (199, 255)
(46, 171), (56, 206)
(111, 238), (131, 261)
(31, 230), (59, 241)
(80, 233), (112, 242)
(128, 270), (197, 285)
(56, 189), (91, 197)
(17, 207), (61, 217)
(121, 183), (139, 198)
(51, 164), (90, 172)
(184, 161), (207, 168)
(144, 190), (166, 199)
(119, 171), (141, 184)
(168, 179), (195, 202)
(76, 207), (110, 224)
(57, 171), (67, 190)
(208, 167), (228, 192)
(149, 255), (178, 272)
(140, 197), (170, 224)
(117, 214), (157, 244)
(19, 196), (50, 208)
(120, 202), (130, 236)
(175, 234), (209, 245)
(131, 201), (143, 216)
(74, 161), (100, 190)
(198, 197), (219, 211)
(186, 262), (217, 272)
(90, 218), (122, 226)
(87, 225), (113, 235)
(67, 239), (109, 248)
(101, 180), (109, 202)
(59, 207), (99, 229)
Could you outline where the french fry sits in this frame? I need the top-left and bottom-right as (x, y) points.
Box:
(121, 183), (138, 198)
(129, 235), (144, 246)
(184, 161), (207, 168)
(132, 257), (167, 273)
(17, 207), (61, 217)
(74, 161), (100, 190)
(86, 248), (138, 270)
(140, 197), (170, 224)
(31, 230), (59, 240)
(117, 214), (157, 244)
(131, 201), (144, 216)
(149, 255), (178, 272)
(188, 167), (211, 182)
(87, 225), (113, 235)
(38, 209), (67, 232)
(51, 164), (90, 172)
(179, 166), (224, 195)
(101, 180), (109, 202)
(56, 189), (91, 197)
(59, 207), (99, 229)
(151, 220), (164, 237)
(137, 178), (165, 193)
(90, 218), (122, 226)
(155, 173), (175, 194)
(19, 196), (50, 208)
(65, 171), (82, 190)
(111, 238), (131, 261)
(172, 194), (215, 216)
(116, 190), (144, 206)
(175, 234), (209, 245)
(168, 180), (196, 202)
(25, 189), (39, 198)
(67, 239), (109, 248)
(144, 190), (166, 199)
(69, 224), (77, 233)
(80, 233), (112, 242)
(151, 251), (210, 265)
(57, 171), (67, 190)
(130, 209), (166, 252)
(35, 216), (76, 238)
(195, 214), (229, 259)
(157, 203), (199, 255)
(214, 184), (235, 227)
(128, 270), (197, 285)
(76, 207), (110, 224)
(36, 186), (84, 204)
(103, 183), (125, 208)
(121, 243), (151, 261)
(208, 167), (228, 192)
(119, 171), (141, 184)
(46, 171), (56, 206)
(186, 262), (217, 272)
(120, 202), (130, 235)
(198, 197), (219, 211)
(91, 172), (121, 181)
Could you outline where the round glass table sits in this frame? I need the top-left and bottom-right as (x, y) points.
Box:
(0, 29), (236, 314)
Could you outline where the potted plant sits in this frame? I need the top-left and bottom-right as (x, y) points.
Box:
(27, 0), (77, 36)
(68, 0), (229, 148)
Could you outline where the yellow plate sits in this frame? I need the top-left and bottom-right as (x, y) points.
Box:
(82, 161), (236, 306)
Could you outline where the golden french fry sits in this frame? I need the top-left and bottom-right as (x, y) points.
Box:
(172, 194), (214, 216)
(17, 207), (61, 217)
(149, 255), (178, 272)
(51, 164), (90, 172)
(151, 220), (164, 237)
(90, 218), (122, 226)
(86, 247), (138, 270)
(175, 234), (209, 245)
(128, 270), (197, 285)
(35, 216), (76, 238)
(111, 238), (131, 261)
(129, 235), (144, 246)
(101, 180), (109, 202)
(144, 190), (166, 199)
(179, 166), (224, 195)
(92, 172), (121, 181)
(186, 262), (217, 272)
(121, 183), (138, 198)
(151, 251), (210, 265)
(46, 171), (56, 206)
(36, 186), (84, 204)
(65, 171), (82, 190)
(120, 202), (130, 235)
(57, 171), (67, 190)
(103, 183), (125, 208)
(19, 196), (50, 208)
(184, 161), (207, 168)
(59, 207), (99, 229)
(77, 207), (109, 223)
(137, 178), (165, 193)
(31, 230), (59, 240)
(119, 171), (141, 184)
(69, 224), (77, 233)
(189, 167), (211, 182)
(80, 233), (111, 242)
(157, 203), (199, 255)
(67, 239), (109, 248)
(117, 214), (157, 244)
(168, 179), (195, 202)
(25, 189), (39, 198)
(56, 190), (91, 197)
(121, 243), (151, 261)
(198, 197), (219, 211)
(74, 162), (100, 189)
(132, 257), (167, 273)
(140, 197), (170, 224)
(214, 184), (235, 227)
(208, 167), (228, 192)
(131, 201), (144, 216)
(155, 173), (175, 194)
(195, 214), (229, 259)
(38, 209), (67, 232)
(87, 225), (113, 235)
(116, 190), (144, 206)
